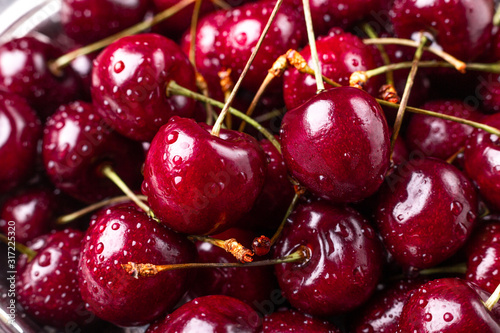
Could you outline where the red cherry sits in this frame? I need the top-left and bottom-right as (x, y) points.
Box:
(263, 309), (341, 332)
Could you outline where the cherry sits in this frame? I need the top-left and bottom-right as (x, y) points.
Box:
(478, 74), (500, 114)
(79, 203), (196, 326)
(190, 228), (278, 307)
(280, 87), (390, 203)
(464, 113), (500, 211)
(0, 188), (55, 244)
(91, 33), (197, 141)
(146, 295), (262, 332)
(61, 0), (151, 44)
(42, 101), (144, 203)
(351, 279), (426, 333)
(142, 116), (266, 235)
(16, 229), (93, 328)
(274, 201), (383, 316)
(465, 221), (500, 294)
(375, 158), (478, 269)
(397, 278), (500, 332)
(391, 0), (494, 62)
(405, 100), (482, 161)
(263, 309), (341, 332)
(0, 92), (41, 194)
(0, 36), (82, 119)
(392, 134), (410, 166)
(283, 28), (382, 110)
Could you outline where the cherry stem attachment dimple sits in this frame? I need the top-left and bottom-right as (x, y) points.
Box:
(100, 164), (152, 216)
(56, 194), (148, 225)
(362, 23), (394, 86)
(485, 282), (500, 311)
(210, 0), (284, 137)
(188, 235), (254, 263)
(122, 245), (311, 279)
(390, 33), (428, 161)
(301, 0), (324, 92)
(0, 234), (37, 262)
(49, 0), (195, 75)
(167, 81), (282, 153)
(363, 37), (466, 73)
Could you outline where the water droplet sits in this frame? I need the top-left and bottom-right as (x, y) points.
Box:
(418, 298), (428, 308)
(95, 243), (104, 254)
(38, 253), (51, 267)
(396, 214), (404, 221)
(334, 223), (349, 237)
(467, 210), (476, 223)
(173, 155), (182, 164)
(450, 201), (463, 215)
(167, 131), (179, 144)
(114, 61), (125, 73)
(424, 313), (432, 322)
(111, 223), (120, 230)
(443, 312), (453, 322)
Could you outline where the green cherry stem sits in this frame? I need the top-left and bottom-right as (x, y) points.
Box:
(271, 192), (301, 246)
(210, 0), (284, 137)
(494, 3), (500, 26)
(362, 23), (394, 85)
(302, 0), (324, 92)
(485, 282), (500, 311)
(0, 234), (37, 262)
(167, 81), (282, 153)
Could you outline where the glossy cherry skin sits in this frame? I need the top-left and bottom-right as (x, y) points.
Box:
(405, 100), (482, 161)
(91, 33), (197, 141)
(142, 116), (266, 235)
(465, 221), (500, 293)
(464, 113), (500, 211)
(0, 188), (55, 244)
(283, 28), (382, 110)
(397, 278), (500, 332)
(16, 229), (93, 328)
(0, 92), (41, 193)
(352, 279), (426, 333)
(263, 309), (341, 332)
(391, 0), (494, 61)
(42, 101), (144, 203)
(190, 228), (278, 307)
(146, 295), (262, 333)
(0, 37), (82, 119)
(61, 0), (150, 44)
(375, 158), (478, 269)
(274, 201), (383, 316)
(79, 204), (196, 327)
(280, 87), (390, 203)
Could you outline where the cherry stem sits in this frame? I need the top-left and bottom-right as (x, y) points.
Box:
(210, 0), (285, 137)
(362, 23), (394, 85)
(167, 81), (282, 153)
(446, 147), (465, 164)
(494, 3), (500, 26)
(56, 194), (148, 225)
(0, 234), (37, 262)
(122, 245), (311, 279)
(218, 69), (235, 129)
(239, 54), (288, 132)
(254, 109), (284, 123)
(188, 235), (254, 263)
(211, 0), (231, 10)
(363, 37), (466, 73)
(485, 282), (500, 311)
(390, 33), (428, 161)
(418, 263), (467, 276)
(49, 0), (195, 74)
(271, 192), (301, 246)
(301, 0), (324, 92)
(189, 0), (203, 69)
(100, 164), (152, 215)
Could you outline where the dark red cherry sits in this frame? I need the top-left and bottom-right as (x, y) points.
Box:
(263, 309), (340, 332)
(392, 134), (410, 166)
(91, 33), (197, 141)
(190, 228), (278, 307)
(280, 87), (390, 203)
(465, 221), (500, 293)
(375, 158), (478, 269)
(16, 229), (93, 328)
(478, 74), (500, 114)
(213, 1), (306, 93)
(464, 113), (500, 211)
(42, 101), (144, 203)
(0, 92), (41, 193)
(61, 0), (150, 44)
(283, 28), (382, 110)
(391, 0), (494, 61)
(397, 278), (500, 332)
(79, 203), (196, 326)
(0, 188), (55, 244)
(352, 279), (426, 333)
(146, 295), (262, 333)
(274, 201), (383, 316)
(0, 36), (82, 119)
(142, 116), (266, 235)
(405, 100), (482, 161)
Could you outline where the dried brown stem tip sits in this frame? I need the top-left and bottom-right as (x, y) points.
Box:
(294, 184), (306, 196)
(252, 236), (272, 256)
(379, 84), (400, 104)
(349, 71), (369, 90)
(224, 238), (254, 263)
(218, 69), (234, 96)
(269, 54), (289, 77)
(122, 262), (159, 279)
(285, 49), (312, 74)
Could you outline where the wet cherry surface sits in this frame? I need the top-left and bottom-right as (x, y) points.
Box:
(263, 309), (341, 332)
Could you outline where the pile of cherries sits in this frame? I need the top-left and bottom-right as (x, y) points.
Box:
(2, 0), (500, 331)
